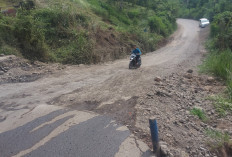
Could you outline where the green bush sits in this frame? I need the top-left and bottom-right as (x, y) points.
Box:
(200, 49), (232, 80)
(178, 0), (232, 21)
(62, 32), (94, 64)
(148, 15), (168, 37)
(126, 26), (161, 53)
(33, 8), (89, 44)
(201, 49), (232, 113)
(200, 12), (232, 114)
(13, 14), (48, 61)
(0, 15), (16, 47)
(0, 0), (177, 65)
(0, 45), (20, 56)
(210, 11), (232, 50)
(128, 10), (140, 19)
(0, 6), (94, 63)
(88, 0), (131, 25)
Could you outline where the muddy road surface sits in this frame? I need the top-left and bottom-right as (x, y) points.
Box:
(0, 19), (208, 156)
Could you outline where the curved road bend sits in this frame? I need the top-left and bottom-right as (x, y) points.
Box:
(0, 19), (205, 157)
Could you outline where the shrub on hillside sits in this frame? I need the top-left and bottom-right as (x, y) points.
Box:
(62, 32), (94, 64)
(0, 0), (177, 65)
(0, 15), (16, 48)
(33, 8), (89, 44)
(128, 10), (140, 19)
(200, 49), (232, 99)
(89, 0), (131, 25)
(0, 7), (92, 63)
(210, 11), (232, 50)
(148, 15), (168, 37)
(14, 14), (49, 61)
(201, 49), (232, 79)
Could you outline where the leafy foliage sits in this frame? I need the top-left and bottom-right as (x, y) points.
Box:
(210, 11), (232, 50)
(0, 0), (178, 64)
(13, 14), (48, 61)
(0, 15), (15, 47)
(0, 6), (93, 63)
(189, 1), (232, 105)
(179, 0), (232, 21)
(200, 49), (232, 79)
(148, 15), (167, 36)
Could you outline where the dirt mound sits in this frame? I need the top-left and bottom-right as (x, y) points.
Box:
(0, 55), (65, 84)
(91, 27), (132, 62)
(136, 71), (232, 157)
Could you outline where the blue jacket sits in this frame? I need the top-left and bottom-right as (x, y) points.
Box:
(132, 48), (142, 56)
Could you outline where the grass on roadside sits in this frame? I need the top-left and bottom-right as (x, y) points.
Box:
(190, 107), (208, 122)
(205, 128), (232, 155)
(209, 96), (232, 117)
(200, 48), (232, 80)
(200, 48), (232, 116)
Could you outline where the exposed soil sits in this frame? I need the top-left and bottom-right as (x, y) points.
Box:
(90, 27), (131, 62)
(1, 19), (231, 157)
(0, 55), (65, 84)
(136, 72), (232, 157)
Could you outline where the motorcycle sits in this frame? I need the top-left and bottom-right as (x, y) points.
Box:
(129, 54), (141, 69)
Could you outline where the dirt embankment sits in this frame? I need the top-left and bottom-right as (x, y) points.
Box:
(0, 55), (65, 84)
(136, 71), (232, 157)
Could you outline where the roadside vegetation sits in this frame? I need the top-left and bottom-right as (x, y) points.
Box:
(179, 0), (232, 155)
(205, 128), (232, 154)
(200, 11), (232, 112)
(0, 0), (178, 64)
(179, 0), (232, 115)
(190, 107), (208, 122)
(178, 0), (232, 21)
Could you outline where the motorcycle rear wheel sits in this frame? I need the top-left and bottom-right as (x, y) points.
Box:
(129, 62), (133, 69)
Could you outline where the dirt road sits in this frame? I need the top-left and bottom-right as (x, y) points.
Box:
(0, 19), (209, 156)
(0, 19), (205, 108)
(1, 19), (206, 123)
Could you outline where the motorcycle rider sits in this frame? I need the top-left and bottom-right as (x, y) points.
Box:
(131, 45), (142, 64)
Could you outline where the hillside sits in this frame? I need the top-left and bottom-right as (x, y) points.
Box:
(0, 0), (177, 64)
